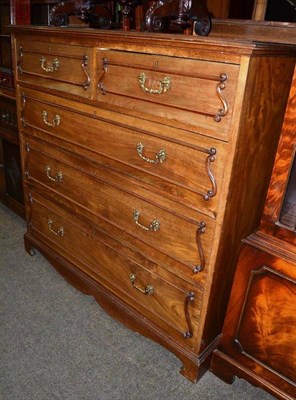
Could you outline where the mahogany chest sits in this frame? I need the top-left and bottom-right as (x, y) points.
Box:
(11, 25), (296, 381)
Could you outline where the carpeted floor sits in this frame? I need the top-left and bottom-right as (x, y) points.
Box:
(0, 203), (276, 400)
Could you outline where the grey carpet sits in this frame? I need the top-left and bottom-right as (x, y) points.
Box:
(0, 203), (275, 400)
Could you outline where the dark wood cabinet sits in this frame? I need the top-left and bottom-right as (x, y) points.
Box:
(0, 94), (24, 215)
(227, 0), (296, 21)
(210, 67), (296, 400)
(0, 1), (13, 89)
(30, 1), (59, 26)
(0, 0), (30, 217)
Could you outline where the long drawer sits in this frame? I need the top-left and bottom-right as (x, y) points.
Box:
(27, 189), (203, 349)
(19, 87), (227, 215)
(16, 40), (94, 99)
(96, 50), (240, 140)
(23, 137), (215, 276)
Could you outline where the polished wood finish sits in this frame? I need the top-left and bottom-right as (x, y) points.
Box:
(211, 67), (296, 398)
(11, 24), (296, 382)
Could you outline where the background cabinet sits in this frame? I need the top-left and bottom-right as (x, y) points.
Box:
(0, 0), (13, 89)
(225, 0), (296, 21)
(210, 67), (296, 400)
(0, 95), (23, 213)
(0, 0), (30, 217)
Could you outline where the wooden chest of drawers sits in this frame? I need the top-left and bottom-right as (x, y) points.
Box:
(11, 25), (296, 382)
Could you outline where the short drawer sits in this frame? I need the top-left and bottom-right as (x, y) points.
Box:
(19, 88), (227, 215)
(24, 138), (215, 276)
(0, 96), (18, 137)
(27, 190), (203, 347)
(96, 50), (240, 140)
(16, 40), (94, 98)
(0, 71), (13, 89)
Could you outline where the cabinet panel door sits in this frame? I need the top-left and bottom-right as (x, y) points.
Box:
(219, 243), (296, 396)
(234, 264), (296, 383)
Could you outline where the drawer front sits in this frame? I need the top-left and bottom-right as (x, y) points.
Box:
(19, 88), (226, 215)
(16, 40), (93, 98)
(24, 139), (215, 275)
(27, 190), (203, 347)
(0, 71), (13, 89)
(0, 96), (18, 136)
(97, 50), (240, 140)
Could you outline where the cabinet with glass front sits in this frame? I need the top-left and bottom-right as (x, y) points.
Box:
(0, 0), (13, 89)
(279, 152), (296, 232)
(0, 0), (30, 217)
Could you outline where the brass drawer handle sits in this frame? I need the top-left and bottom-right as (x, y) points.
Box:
(139, 72), (171, 95)
(42, 110), (61, 127)
(129, 273), (154, 295)
(81, 55), (91, 90)
(98, 58), (108, 95)
(40, 56), (60, 73)
(183, 292), (195, 339)
(136, 142), (167, 164)
(133, 210), (160, 232)
(47, 219), (64, 237)
(0, 110), (10, 122)
(203, 148), (217, 201)
(193, 221), (206, 274)
(45, 165), (63, 183)
(214, 74), (229, 122)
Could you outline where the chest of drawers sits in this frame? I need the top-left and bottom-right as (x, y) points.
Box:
(11, 25), (296, 382)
